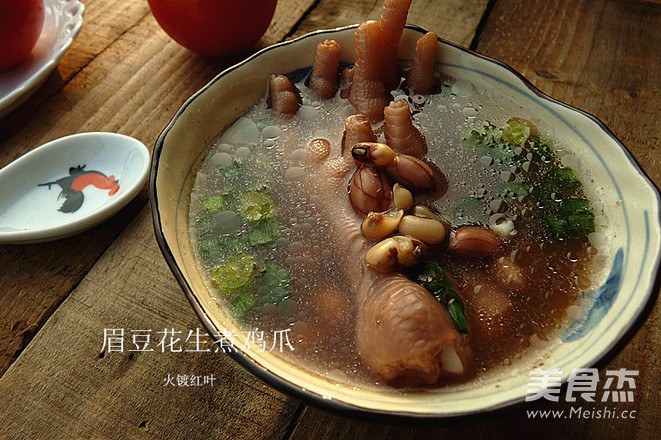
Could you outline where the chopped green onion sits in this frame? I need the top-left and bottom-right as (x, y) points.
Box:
(201, 195), (226, 214)
(544, 214), (569, 243)
(462, 124), (517, 162)
(255, 118), (273, 131)
(239, 191), (274, 222)
(551, 167), (582, 192)
(211, 253), (257, 297)
(247, 218), (281, 246)
(544, 211), (594, 243)
(501, 119), (531, 145)
(446, 298), (469, 334)
(221, 259), (292, 321)
(529, 137), (555, 161)
(532, 181), (561, 206)
(197, 236), (243, 266)
(567, 213), (595, 235)
(500, 181), (533, 199)
(222, 160), (243, 180)
(229, 290), (259, 322)
(259, 262), (291, 306)
(559, 198), (591, 214)
(409, 262), (469, 334)
(465, 120), (595, 243)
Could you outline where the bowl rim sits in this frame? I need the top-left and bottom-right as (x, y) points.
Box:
(149, 23), (661, 422)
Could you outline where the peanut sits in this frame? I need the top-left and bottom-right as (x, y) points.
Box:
(386, 154), (435, 192)
(349, 166), (392, 215)
(398, 215), (446, 244)
(448, 226), (500, 258)
(361, 209), (404, 241)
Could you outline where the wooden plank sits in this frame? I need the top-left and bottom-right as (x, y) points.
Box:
(0, 0), (317, 377)
(289, 0), (661, 439)
(57, 0), (152, 80)
(0, 0), (151, 139)
(475, 0), (661, 187)
(0, 196), (148, 374)
(0, 0), (316, 139)
(291, 0), (491, 48)
(0, 208), (300, 439)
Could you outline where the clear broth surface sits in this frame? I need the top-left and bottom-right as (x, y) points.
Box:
(189, 73), (610, 390)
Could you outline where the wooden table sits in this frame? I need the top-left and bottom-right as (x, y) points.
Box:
(1, 0), (659, 438)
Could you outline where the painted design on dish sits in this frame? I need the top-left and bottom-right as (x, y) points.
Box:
(563, 247), (623, 342)
(39, 165), (120, 213)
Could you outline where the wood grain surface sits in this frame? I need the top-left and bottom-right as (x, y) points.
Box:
(0, 0), (658, 439)
(0, 0), (317, 377)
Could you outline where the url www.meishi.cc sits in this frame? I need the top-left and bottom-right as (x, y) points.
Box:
(527, 407), (637, 419)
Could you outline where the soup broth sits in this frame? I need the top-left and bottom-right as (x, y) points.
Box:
(189, 69), (610, 389)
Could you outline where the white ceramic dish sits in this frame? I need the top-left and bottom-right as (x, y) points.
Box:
(0, 132), (150, 244)
(0, 0), (84, 118)
(149, 25), (661, 419)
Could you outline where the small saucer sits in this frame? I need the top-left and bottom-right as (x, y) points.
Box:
(0, 0), (84, 118)
(0, 132), (149, 244)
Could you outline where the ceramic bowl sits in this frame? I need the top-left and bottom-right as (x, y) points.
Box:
(149, 25), (661, 419)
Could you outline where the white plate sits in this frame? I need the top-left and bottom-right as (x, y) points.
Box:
(0, 0), (84, 118)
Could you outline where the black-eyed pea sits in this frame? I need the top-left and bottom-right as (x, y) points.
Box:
(361, 209), (404, 240)
(365, 235), (426, 273)
(392, 183), (413, 211)
(492, 256), (527, 290)
(365, 237), (400, 273)
(351, 142), (396, 167)
(412, 205), (437, 219)
(398, 215), (446, 244)
(413, 205), (451, 229)
(391, 235), (426, 267)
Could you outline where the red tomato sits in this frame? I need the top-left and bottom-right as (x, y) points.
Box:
(147, 0), (278, 57)
(0, 0), (45, 70)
